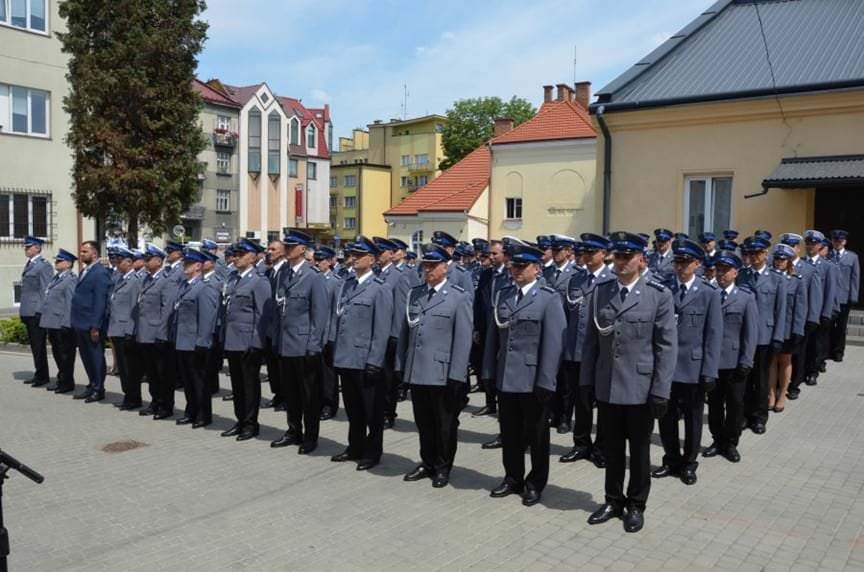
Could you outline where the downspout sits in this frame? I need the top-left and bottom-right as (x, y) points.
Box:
(596, 105), (612, 234)
(357, 165), (362, 237)
(486, 141), (493, 240)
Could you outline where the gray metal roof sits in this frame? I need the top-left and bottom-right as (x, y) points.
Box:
(763, 155), (864, 188)
(594, 0), (864, 111)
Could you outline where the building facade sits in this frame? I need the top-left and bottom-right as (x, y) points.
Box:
(329, 162), (391, 242)
(0, 0), (80, 310)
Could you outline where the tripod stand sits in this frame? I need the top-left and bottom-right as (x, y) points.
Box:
(0, 449), (44, 572)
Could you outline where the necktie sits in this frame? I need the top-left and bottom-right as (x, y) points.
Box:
(516, 289), (524, 304)
(679, 285), (687, 302)
(721, 289), (727, 304)
(587, 274), (595, 287)
(287, 267), (295, 282)
(427, 287), (436, 302)
(619, 287), (628, 302)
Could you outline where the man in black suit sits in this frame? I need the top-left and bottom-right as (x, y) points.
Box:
(71, 241), (113, 402)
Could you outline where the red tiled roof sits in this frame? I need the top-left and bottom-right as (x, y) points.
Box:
(385, 146), (490, 216)
(491, 99), (596, 145)
(193, 79), (241, 108)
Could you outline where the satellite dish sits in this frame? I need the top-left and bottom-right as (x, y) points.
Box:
(172, 225), (185, 238)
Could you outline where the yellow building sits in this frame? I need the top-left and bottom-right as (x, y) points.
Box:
(591, 0), (864, 247)
(329, 161), (391, 241)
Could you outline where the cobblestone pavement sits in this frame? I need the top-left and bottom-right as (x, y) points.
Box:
(1, 347), (863, 571)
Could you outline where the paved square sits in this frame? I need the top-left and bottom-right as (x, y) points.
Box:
(1, 346), (863, 571)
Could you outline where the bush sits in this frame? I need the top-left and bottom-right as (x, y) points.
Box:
(0, 317), (29, 344)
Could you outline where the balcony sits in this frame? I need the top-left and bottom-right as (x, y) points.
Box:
(408, 161), (434, 174)
(212, 129), (238, 148)
(181, 205), (206, 220)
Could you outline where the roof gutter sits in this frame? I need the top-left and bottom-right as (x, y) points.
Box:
(595, 105), (612, 234)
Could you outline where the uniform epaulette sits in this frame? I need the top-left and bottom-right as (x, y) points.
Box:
(541, 285), (557, 294)
(647, 280), (667, 291)
(410, 282), (426, 290)
(792, 273), (803, 280)
(700, 278), (718, 289)
(451, 284), (465, 293)
(374, 277), (386, 285)
(311, 266), (321, 273)
(737, 284), (754, 294)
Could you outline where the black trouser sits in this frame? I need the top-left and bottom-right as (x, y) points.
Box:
(483, 378), (498, 408)
(75, 328), (106, 392)
(659, 382), (704, 472)
(226, 349), (262, 431)
(499, 392), (550, 493)
(154, 341), (176, 413)
(111, 336), (142, 405)
(206, 335), (223, 395)
(562, 361), (603, 452)
(22, 314), (49, 383)
(338, 367), (384, 462)
(320, 342), (339, 412)
(830, 304), (850, 360)
(139, 343), (164, 412)
(411, 384), (461, 474)
(745, 345), (771, 425)
(707, 369), (745, 449)
(598, 402), (653, 511)
(806, 319), (831, 377)
(790, 330), (811, 392)
(179, 349), (210, 423)
(281, 355), (321, 445)
(264, 343), (283, 405)
(47, 327), (76, 389)
(382, 337), (399, 420)
(550, 366), (572, 427)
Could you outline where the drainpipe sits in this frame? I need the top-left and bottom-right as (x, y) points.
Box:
(596, 105), (612, 234)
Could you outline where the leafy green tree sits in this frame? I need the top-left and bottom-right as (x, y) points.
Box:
(440, 96), (535, 169)
(58, 0), (209, 245)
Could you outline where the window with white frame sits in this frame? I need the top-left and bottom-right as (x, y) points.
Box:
(307, 162), (317, 180)
(344, 196), (356, 209)
(216, 189), (231, 212)
(248, 108), (261, 172)
(400, 154), (411, 167)
(684, 175), (732, 238)
(306, 124), (316, 148)
(329, 176), (337, 188)
(411, 230), (423, 253)
(0, 0), (47, 33)
(0, 192), (50, 240)
(288, 158), (299, 178)
(415, 153), (429, 166)
(344, 174), (357, 187)
(0, 83), (49, 137)
(417, 175), (428, 187)
(400, 176), (414, 188)
(267, 111), (280, 176)
(216, 151), (231, 174)
(505, 197), (523, 220)
(344, 217), (356, 230)
(216, 114), (231, 131)
(290, 117), (300, 146)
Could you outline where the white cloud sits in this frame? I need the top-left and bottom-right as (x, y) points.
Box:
(311, 89), (331, 104)
(441, 31), (455, 41)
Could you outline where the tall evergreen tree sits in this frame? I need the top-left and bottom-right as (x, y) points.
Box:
(58, 0), (208, 245)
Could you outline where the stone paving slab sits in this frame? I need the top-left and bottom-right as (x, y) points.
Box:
(1, 347), (863, 571)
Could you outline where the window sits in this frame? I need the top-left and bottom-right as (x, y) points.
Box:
(344, 174), (357, 187)
(248, 108), (261, 173)
(307, 162), (317, 180)
(329, 176), (337, 188)
(330, 215), (337, 228)
(417, 175), (428, 187)
(216, 190), (231, 213)
(329, 194), (337, 209)
(344, 196), (356, 209)
(216, 152), (231, 175)
(327, 124), (333, 152)
(288, 158), (299, 178)
(1, 0), (46, 32)
(400, 154), (411, 167)
(306, 124), (316, 148)
(415, 153), (429, 166)
(684, 175), (732, 237)
(216, 115), (231, 131)
(267, 111), (280, 176)
(0, 193), (50, 240)
(344, 217), (356, 230)
(411, 230), (424, 253)
(290, 117), (300, 146)
(505, 197), (523, 220)
(400, 176), (415, 188)
(0, 84), (49, 137)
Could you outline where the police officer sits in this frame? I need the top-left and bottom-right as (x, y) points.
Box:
(801, 230), (836, 388)
(647, 228), (675, 282)
(201, 250), (225, 396)
(20, 235), (54, 387)
(160, 240), (187, 394)
(783, 233), (822, 400)
(107, 247), (143, 410)
(653, 239), (722, 486)
(262, 238), (288, 411)
(397, 243), (473, 488)
(560, 233), (614, 466)
(135, 245), (174, 419)
(201, 239), (228, 279)
(173, 249), (219, 428)
(431, 231), (475, 295)
(270, 230), (329, 454)
(583, 231), (676, 533)
(703, 251), (758, 463)
(482, 241), (566, 507)
(545, 234), (579, 295)
(472, 240), (504, 419)
(40, 249), (78, 394)
(537, 235), (554, 277)
(373, 236), (404, 429)
(736, 236), (787, 435)
(828, 230), (859, 362)
(220, 238), (271, 441)
(314, 246), (342, 420)
(329, 236), (393, 471)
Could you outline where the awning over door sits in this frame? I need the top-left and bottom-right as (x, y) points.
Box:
(763, 155), (864, 189)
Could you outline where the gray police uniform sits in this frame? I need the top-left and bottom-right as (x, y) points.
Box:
(581, 276), (677, 511)
(320, 270), (343, 415)
(804, 256), (837, 380)
(482, 282), (566, 494)
(203, 271), (225, 395)
(378, 263), (405, 422)
(790, 258), (822, 392)
(20, 255), (54, 384)
(658, 278), (722, 474)
(39, 270), (78, 391)
(707, 285), (759, 451)
(446, 262), (475, 300)
(829, 248), (859, 360)
(780, 273), (807, 349)
(107, 270), (143, 406)
(135, 269), (174, 416)
(397, 280), (473, 476)
(173, 277), (219, 424)
(648, 250), (674, 282)
(330, 272), (394, 463)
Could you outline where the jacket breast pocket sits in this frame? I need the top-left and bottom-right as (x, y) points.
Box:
(624, 314), (650, 337)
(687, 310), (704, 327)
(516, 313), (541, 335)
(636, 361), (653, 375)
(430, 312), (452, 330)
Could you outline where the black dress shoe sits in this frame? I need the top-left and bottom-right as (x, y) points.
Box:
(818, 362), (827, 373)
(680, 468), (697, 485)
(319, 408), (335, 420)
(396, 389), (408, 402)
(750, 422), (766, 435)
(45, 383), (59, 391)
(787, 389), (800, 400)
(236, 429), (259, 441)
(261, 398), (274, 408)
(120, 402), (142, 411)
(556, 422), (572, 435)
(31, 379), (49, 388)
(522, 488), (542, 506)
(404, 465), (433, 482)
(623, 507), (644, 533)
(222, 393), (234, 401)
(560, 447), (590, 463)
(270, 433), (302, 448)
(702, 443), (721, 458)
(724, 446), (741, 463)
(383, 417), (395, 429)
(432, 472), (449, 488)
(298, 442), (318, 455)
(154, 410), (173, 420)
(490, 481), (522, 498)
(481, 435), (503, 450)
(55, 386), (75, 394)
(73, 389), (93, 400)
(84, 391), (105, 403)
(591, 452), (607, 469)
(331, 450), (358, 463)
(175, 417), (193, 425)
(651, 465), (678, 479)
(805, 375), (818, 386)
(472, 405), (497, 417)
(274, 402), (287, 412)
(192, 421), (211, 429)
(22, 378), (36, 385)
(139, 407), (155, 416)
(356, 459), (378, 471)
(221, 425), (241, 437)
(588, 503), (623, 525)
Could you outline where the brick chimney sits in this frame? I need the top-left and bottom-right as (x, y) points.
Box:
(573, 81), (591, 108)
(556, 83), (572, 102)
(494, 117), (514, 137)
(543, 85), (554, 103)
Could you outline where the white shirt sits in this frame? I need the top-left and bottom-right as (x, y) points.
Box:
(516, 280), (537, 302)
(380, 262), (393, 274)
(616, 275), (640, 293)
(80, 263), (92, 280)
(203, 270), (215, 281)
(428, 278), (447, 293)
(170, 260), (182, 270)
(495, 263), (506, 275)
(722, 283), (735, 296)
(122, 269), (136, 280)
(753, 264), (768, 275)
(836, 248), (846, 258)
(186, 276), (199, 286)
(272, 259), (286, 274)
(556, 260), (570, 273)
(290, 260), (304, 274)
(589, 265), (606, 279)
(677, 275), (696, 291)
(238, 266), (253, 280)
(356, 269), (374, 285)
(808, 254), (821, 264)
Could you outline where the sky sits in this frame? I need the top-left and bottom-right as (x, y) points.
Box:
(197, 0), (718, 142)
